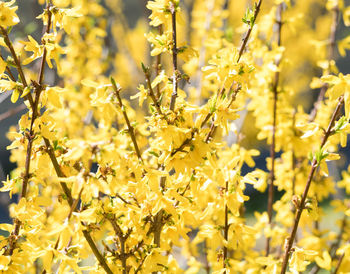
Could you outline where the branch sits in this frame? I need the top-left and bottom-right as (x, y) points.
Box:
(280, 96), (344, 274)
(223, 181), (229, 271)
(7, 3), (53, 255)
(44, 137), (113, 274)
(0, 27), (34, 109)
(333, 249), (345, 274)
(82, 230), (114, 274)
(155, 25), (163, 99)
(204, 0), (263, 143)
(169, 1), (178, 111)
(111, 77), (143, 162)
(237, 0), (263, 63)
(142, 63), (163, 115)
(0, 53), (16, 82)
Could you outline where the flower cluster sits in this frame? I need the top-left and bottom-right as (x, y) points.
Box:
(0, 0), (349, 273)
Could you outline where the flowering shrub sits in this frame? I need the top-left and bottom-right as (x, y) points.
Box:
(0, 0), (350, 273)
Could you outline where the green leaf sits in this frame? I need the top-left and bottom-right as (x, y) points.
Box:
(333, 116), (347, 133)
(148, 151), (159, 157)
(242, 7), (255, 27)
(141, 62), (148, 74)
(315, 147), (328, 165)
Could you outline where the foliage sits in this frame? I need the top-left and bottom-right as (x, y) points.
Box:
(0, 0), (350, 273)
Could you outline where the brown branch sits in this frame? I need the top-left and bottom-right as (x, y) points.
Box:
(41, 187), (83, 274)
(142, 63), (163, 115)
(204, 240), (210, 274)
(223, 181), (229, 271)
(266, 2), (283, 256)
(0, 4), (113, 273)
(111, 78), (143, 162)
(0, 27), (34, 109)
(155, 25), (163, 99)
(7, 3), (53, 256)
(333, 249), (345, 274)
(82, 230), (114, 274)
(280, 96), (344, 274)
(237, 0), (263, 63)
(106, 215), (132, 274)
(204, 0), (263, 143)
(204, 85), (239, 143)
(43, 137), (113, 274)
(0, 53), (16, 82)
(43, 138), (73, 205)
(169, 1), (178, 111)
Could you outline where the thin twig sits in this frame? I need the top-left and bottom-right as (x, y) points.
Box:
(43, 137), (113, 274)
(7, 3), (53, 256)
(0, 53), (16, 81)
(204, 0), (263, 142)
(111, 78), (143, 162)
(223, 181), (229, 271)
(0, 27), (34, 109)
(280, 96), (344, 274)
(333, 250), (345, 274)
(169, 1), (178, 111)
(155, 25), (163, 99)
(237, 0), (263, 63)
(142, 64), (163, 115)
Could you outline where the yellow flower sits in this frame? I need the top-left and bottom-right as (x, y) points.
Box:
(0, 0), (19, 27)
(289, 247), (317, 272)
(315, 250), (331, 270)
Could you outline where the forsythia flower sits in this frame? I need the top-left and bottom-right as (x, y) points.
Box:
(0, 0), (19, 27)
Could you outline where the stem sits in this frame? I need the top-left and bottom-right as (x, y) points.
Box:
(0, 53), (16, 81)
(223, 181), (229, 271)
(204, 0), (263, 142)
(280, 96), (344, 274)
(155, 25), (162, 99)
(204, 240), (210, 274)
(204, 85), (239, 143)
(43, 138), (73, 205)
(153, 210), (164, 247)
(291, 109), (297, 198)
(169, 2), (178, 112)
(44, 138), (113, 274)
(111, 79), (143, 162)
(266, 3), (283, 256)
(0, 4), (113, 273)
(143, 65), (163, 115)
(237, 0), (263, 63)
(7, 4), (53, 255)
(0, 27), (34, 109)
(108, 218), (130, 274)
(82, 230), (114, 274)
(333, 250), (345, 274)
